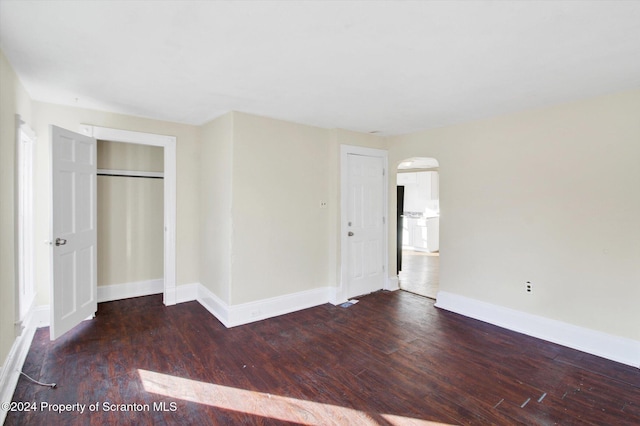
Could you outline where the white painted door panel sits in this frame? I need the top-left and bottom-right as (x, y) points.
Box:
(50, 125), (97, 340)
(346, 154), (385, 298)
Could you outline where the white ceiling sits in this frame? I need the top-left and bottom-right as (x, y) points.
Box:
(1, 1), (639, 136)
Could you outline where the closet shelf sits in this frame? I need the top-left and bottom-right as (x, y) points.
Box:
(97, 169), (164, 179)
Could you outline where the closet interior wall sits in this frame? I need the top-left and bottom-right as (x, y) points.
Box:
(97, 141), (164, 291)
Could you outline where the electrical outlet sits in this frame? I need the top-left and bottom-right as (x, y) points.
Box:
(319, 201), (327, 208)
(525, 281), (533, 293)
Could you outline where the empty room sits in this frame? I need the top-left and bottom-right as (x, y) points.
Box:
(1, 1), (638, 425)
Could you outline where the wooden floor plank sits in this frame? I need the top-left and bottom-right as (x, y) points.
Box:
(6, 291), (639, 425)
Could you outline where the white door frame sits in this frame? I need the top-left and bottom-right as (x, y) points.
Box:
(79, 125), (178, 306)
(15, 115), (36, 327)
(338, 144), (389, 304)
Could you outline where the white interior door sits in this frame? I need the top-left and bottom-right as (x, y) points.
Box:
(50, 125), (97, 340)
(346, 153), (385, 298)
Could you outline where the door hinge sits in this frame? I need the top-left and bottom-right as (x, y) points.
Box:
(383, 168), (386, 176)
(382, 265), (385, 272)
(383, 217), (386, 224)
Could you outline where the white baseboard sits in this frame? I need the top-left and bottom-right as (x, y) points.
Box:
(27, 282), (195, 328)
(328, 286), (345, 306)
(435, 291), (640, 368)
(385, 276), (400, 291)
(228, 286), (331, 327)
(28, 305), (50, 328)
(175, 283), (198, 304)
(98, 279), (163, 303)
(196, 285), (231, 327)
(164, 286), (176, 306)
(194, 284), (332, 328)
(0, 307), (40, 424)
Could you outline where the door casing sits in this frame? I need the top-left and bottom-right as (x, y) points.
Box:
(78, 125), (178, 305)
(16, 116), (36, 327)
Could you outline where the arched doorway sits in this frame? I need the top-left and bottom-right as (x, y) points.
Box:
(396, 157), (439, 299)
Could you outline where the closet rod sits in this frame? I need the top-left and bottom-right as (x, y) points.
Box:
(98, 173), (163, 179)
(97, 168), (164, 179)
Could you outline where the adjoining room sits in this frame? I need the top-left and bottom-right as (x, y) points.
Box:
(397, 157), (440, 299)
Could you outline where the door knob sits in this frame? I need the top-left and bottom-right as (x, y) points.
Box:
(348, 232), (354, 236)
(55, 238), (67, 246)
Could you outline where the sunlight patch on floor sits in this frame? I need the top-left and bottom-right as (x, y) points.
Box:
(138, 369), (451, 425)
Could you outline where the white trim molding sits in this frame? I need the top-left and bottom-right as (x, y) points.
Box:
(435, 291), (640, 368)
(0, 304), (45, 425)
(28, 306), (50, 328)
(15, 115), (37, 327)
(194, 284), (332, 328)
(175, 283), (199, 304)
(328, 286), (344, 306)
(78, 124), (177, 306)
(196, 285), (230, 327)
(385, 276), (400, 291)
(97, 279), (164, 303)
(0, 328), (36, 424)
(228, 287), (331, 327)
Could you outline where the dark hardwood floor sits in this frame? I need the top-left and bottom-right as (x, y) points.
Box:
(399, 251), (439, 299)
(6, 291), (639, 425)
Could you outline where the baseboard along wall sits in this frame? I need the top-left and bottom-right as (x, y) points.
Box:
(194, 284), (332, 328)
(435, 291), (640, 368)
(97, 279), (164, 303)
(0, 306), (44, 424)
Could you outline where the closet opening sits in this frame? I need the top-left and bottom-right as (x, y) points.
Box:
(79, 124), (177, 306)
(96, 140), (164, 302)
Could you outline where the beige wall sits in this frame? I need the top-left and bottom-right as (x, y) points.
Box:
(0, 51), (33, 367)
(199, 112), (234, 303)
(388, 89), (640, 341)
(31, 102), (200, 304)
(199, 113), (386, 306)
(98, 140), (164, 172)
(231, 112), (332, 304)
(97, 142), (164, 286)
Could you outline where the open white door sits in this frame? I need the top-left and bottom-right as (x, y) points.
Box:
(345, 152), (386, 298)
(50, 125), (97, 340)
